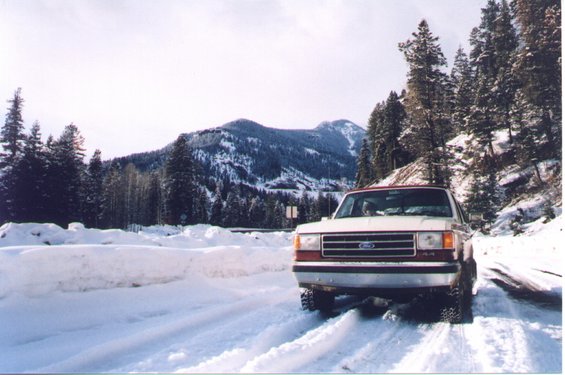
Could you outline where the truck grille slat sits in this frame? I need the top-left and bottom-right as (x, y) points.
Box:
(322, 232), (416, 258)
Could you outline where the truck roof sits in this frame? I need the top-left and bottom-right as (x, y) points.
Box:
(348, 184), (448, 193)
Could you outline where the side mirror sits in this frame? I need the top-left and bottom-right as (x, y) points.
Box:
(469, 213), (484, 222)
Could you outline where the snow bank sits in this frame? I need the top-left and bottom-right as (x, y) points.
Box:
(475, 213), (562, 259)
(474, 214), (563, 291)
(0, 222), (290, 248)
(0, 223), (293, 298)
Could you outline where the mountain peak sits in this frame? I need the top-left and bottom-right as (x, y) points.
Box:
(221, 118), (265, 131)
(315, 119), (364, 132)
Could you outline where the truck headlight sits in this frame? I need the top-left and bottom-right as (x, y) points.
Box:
(293, 234), (320, 251)
(418, 231), (454, 250)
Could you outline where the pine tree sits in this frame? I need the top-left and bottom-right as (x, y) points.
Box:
(264, 195), (277, 228)
(354, 138), (372, 187)
(274, 201), (286, 228)
(210, 186), (223, 227)
(239, 193), (251, 227)
(450, 47), (474, 134)
(367, 101), (386, 179)
(512, 0), (561, 159)
(141, 171), (163, 226)
(11, 122), (49, 222)
(123, 163), (140, 226)
(511, 92), (546, 184)
(465, 156), (502, 232)
(248, 196), (265, 227)
(223, 190), (241, 227)
(163, 135), (197, 225)
(492, 0), (519, 143)
(0, 88), (26, 166)
(468, 0), (505, 158)
(45, 123), (86, 226)
(82, 149), (104, 227)
(367, 91), (409, 182)
(467, 74), (497, 157)
(100, 162), (125, 229)
(194, 188), (210, 224)
(0, 88), (27, 223)
(398, 20), (452, 185)
(297, 191), (310, 224)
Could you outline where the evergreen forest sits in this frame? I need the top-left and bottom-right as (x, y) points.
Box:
(355, 0), (561, 228)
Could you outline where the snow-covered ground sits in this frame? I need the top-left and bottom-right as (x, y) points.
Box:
(0, 217), (562, 373)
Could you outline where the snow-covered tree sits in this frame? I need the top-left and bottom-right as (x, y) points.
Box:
(468, 1), (499, 158)
(512, 0), (561, 159)
(466, 156), (502, 232)
(450, 48), (474, 134)
(492, 0), (519, 143)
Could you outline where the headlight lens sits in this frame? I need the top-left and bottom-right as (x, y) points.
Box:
(418, 232), (454, 250)
(294, 234), (320, 251)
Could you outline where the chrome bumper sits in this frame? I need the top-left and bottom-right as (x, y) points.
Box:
(292, 261), (460, 291)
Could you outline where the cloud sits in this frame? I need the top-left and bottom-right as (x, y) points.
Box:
(0, 0), (485, 158)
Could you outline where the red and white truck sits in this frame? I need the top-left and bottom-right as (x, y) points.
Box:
(292, 185), (477, 323)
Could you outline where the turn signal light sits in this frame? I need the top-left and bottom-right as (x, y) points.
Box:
(293, 235), (301, 250)
(443, 232), (454, 249)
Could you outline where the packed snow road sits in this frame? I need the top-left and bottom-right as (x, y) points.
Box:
(0, 221), (561, 373)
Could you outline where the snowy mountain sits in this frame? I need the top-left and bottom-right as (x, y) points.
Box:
(114, 119), (365, 192)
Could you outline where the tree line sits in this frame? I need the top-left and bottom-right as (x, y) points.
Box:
(355, 0), (561, 227)
(0, 98), (340, 229)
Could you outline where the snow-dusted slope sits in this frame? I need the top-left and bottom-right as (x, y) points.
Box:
(0, 217), (561, 373)
(115, 118), (365, 192)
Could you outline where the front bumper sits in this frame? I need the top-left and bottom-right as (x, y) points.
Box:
(292, 261), (461, 295)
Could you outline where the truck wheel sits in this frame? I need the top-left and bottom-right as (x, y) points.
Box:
(439, 287), (463, 324)
(300, 288), (335, 312)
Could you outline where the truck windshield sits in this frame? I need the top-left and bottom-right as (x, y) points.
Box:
(334, 188), (453, 218)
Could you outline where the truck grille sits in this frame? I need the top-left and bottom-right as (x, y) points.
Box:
(321, 232), (416, 258)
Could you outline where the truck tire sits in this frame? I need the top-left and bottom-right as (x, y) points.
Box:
(300, 288), (335, 312)
(439, 287), (463, 323)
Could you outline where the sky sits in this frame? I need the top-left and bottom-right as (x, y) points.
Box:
(0, 0), (486, 159)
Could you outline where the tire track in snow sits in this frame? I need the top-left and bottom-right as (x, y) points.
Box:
(113, 286), (338, 373)
(464, 266), (562, 372)
(388, 322), (480, 373)
(33, 286), (298, 373)
(175, 308), (325, 373)
(175, 296), (377, 373)
(237, 309), (361, 373)
(331, 317), (418, 373)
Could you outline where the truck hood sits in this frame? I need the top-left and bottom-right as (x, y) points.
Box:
(297, 216), (455, 234)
